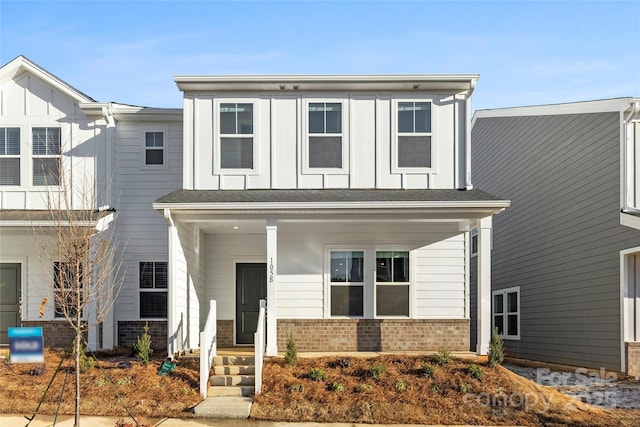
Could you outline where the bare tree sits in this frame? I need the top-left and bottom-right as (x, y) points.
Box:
(31, 160), (122, 427)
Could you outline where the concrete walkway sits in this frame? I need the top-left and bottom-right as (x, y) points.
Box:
(0, 414), (504, 426)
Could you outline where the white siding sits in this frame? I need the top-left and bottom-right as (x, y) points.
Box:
(184, 91), (468, 191)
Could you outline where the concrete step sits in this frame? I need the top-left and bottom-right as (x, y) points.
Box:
(208, 385), (255, 397)
(213, 364), (255, 375)
(213, 355), (255, 365)
(193, 396), (252, 419)
(210, 374), (255, 387)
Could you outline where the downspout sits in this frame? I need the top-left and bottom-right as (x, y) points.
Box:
(465, 79), (478, 190)
(622, 99), (640, 214)
(103, 104), (115, 209)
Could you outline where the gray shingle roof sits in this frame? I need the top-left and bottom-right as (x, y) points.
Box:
(154, 188), (505, 205)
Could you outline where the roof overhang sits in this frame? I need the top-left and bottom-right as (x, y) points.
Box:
(174, 74), (479, 94)
(79, 102), (182, 122)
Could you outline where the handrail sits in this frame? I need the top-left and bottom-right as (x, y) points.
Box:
(254, 299), (267, 394)
(199, 300), (217, 399)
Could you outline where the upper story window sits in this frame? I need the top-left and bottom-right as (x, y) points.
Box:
(0, 127), (20, 185)
(220, 103), (254, 169)
(375, 251), (410, 317)
(308, 102), (343, 169)
(397, 101), (432, 169)
(32, 127), (61, 186)
(144, 132), (165, 166)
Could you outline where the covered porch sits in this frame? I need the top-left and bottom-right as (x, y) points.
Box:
(153, 189), (508, 359)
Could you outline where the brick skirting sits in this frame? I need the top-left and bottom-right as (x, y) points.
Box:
(117, 321), (167, 350)
(21, 321), (82, 349)
(626, 342), (640, 378)
(277, 319), (470, 352)
(216, 320), (234, 348)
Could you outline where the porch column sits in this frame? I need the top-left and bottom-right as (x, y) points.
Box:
(477, 215), (492, 355)
(165, 209), (178, 358)
(266, 220), (278, 356)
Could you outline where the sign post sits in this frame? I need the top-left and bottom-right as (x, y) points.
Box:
(8, 327), (44, 363)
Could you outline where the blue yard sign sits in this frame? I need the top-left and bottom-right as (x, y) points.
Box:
(8, 327), (44, 363)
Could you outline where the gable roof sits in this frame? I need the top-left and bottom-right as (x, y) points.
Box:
(0, 55), (96, 104)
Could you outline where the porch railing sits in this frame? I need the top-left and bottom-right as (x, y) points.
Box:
(199, 300), (217, 399)
(254, 299), (267, 395)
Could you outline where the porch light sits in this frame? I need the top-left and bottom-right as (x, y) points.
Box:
(232, 225), (239, 230)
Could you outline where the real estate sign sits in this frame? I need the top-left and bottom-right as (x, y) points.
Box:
(8, 327), (44, 363)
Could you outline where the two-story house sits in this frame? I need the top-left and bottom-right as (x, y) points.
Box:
(472, 99), (640, 377)
(0, 56), (509, 357)
(0, 56), (182, 350)
(153, 75), (509, 357)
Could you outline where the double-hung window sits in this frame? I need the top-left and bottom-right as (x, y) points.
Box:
(0, 128), (20, 185)
(397, 102), (432, 168)
(144, 131), (165, 166)
(329, 251), (364, 316)
(139, 262), (168, 319)
(375, 251), (410, 316)
(32, 127), (61, 185)
(470, 228), (478, 257)
(493, 287), (520, 339)
(219, 103), (254, 169)
(308, 102), (343, 169)
(54, 262), (83, 318)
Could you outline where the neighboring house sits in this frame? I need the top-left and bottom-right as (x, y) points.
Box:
(153, 74), (509, 357)
(471, 98), (640, 376)
(0, 56), (510, 356)
(0, 56), (182, 349)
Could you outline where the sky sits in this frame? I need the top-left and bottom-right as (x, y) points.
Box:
(1, 0), (639, 112)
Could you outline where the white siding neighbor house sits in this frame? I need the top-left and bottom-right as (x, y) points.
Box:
(0, 56), (509, 358)
(472, 99), (640, 377)
(0, 56), (182, 350)
(154, 75), (509, 357)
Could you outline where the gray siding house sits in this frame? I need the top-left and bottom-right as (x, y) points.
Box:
(471, 98), (640, 376)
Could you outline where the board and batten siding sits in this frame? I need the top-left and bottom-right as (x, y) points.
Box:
(184, 93), (467, 191)
(0, 72), (109, 210)
(472, 110), (640, 370)
(112, 122), (183, 322)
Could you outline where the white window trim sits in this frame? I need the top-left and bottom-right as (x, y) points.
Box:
(138, 260), (168, 320)
(141, 129), (169, 169)
(323, 246), (413, 319)
(0, 127), (21, 187)
(492, 286), (520, 340)
(31, 126), (62, 186)
(391, 98), (437, 175)
(470, 228), (478, 258)
(213, 99), (260, 176)
(302, 98), (349, 175)
(374, 250), (412, 319)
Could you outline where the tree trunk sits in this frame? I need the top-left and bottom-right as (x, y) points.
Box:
(74, 310), (81, 426)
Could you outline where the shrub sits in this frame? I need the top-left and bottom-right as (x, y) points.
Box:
(337, 357), (352, 369)
(467, 364), (484, 380)
(394, 380), (409, 392)
(356, 383), (373, 393)
(430, 382), (441, 393)
(488, 327), (505, 367)
(289, 383), (304, 393)
(459, 382), (473, 393)
(133, 323), (153, 365)
(421, 362), (435, 378)
(434, 349), (452, 366)
(73, 338), (94, 373)
(284, 333), (297, 366)
(329, 382), (345, 392)
(309, 368), (326, 381)
(369, 362), (386, 380)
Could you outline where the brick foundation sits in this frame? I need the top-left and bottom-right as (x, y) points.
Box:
(277, 319), (470, 352)
(117, 321), (167, 350)
(626, 342), (640, 378)
(21, 321), (83, 349)
(216, 320), (234, 347)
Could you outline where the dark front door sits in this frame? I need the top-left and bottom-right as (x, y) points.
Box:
(0, 263), (21, 345)
(236, 263), (267, 345)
